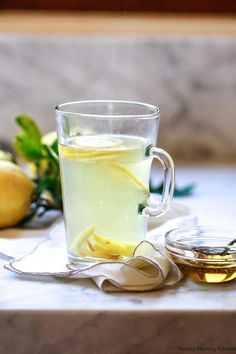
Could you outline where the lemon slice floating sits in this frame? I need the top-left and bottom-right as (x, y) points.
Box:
(60, 145), (126, 159)
(72, 136), (123, 149)
(59, 135), (130, 160)
(110, 162), (149, 194)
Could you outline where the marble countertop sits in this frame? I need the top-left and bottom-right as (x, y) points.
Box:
(1, 165), (236, 354)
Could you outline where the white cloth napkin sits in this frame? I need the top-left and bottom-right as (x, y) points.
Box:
(2, 200), (197, 292)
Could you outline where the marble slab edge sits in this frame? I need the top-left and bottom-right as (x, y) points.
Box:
(0, 309), (235, 354)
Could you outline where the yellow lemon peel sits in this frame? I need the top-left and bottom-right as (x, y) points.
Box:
(0, 161), (34, 228)
(110, 162), (149, 194)
(93, 234), (135, 258)
(59, 145), (126, 159)
(70, 225), (95, 252)
(71, 225), (136, 260)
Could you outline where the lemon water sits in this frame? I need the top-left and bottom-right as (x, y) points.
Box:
(59, 135), (151, 262)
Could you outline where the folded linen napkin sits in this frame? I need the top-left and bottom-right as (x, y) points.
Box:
(3, 201), (197, 292)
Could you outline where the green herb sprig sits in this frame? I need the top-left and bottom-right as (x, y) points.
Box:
(150, 182), (195, 197)
(14, 115), (62, 221)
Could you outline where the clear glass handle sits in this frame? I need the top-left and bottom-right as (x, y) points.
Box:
(144, 146), (175, 218)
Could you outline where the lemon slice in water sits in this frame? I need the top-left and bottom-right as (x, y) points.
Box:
(70, 225), (95, 252)
(110, 162), (149, 194)
(60, 146), (125, 159)
(73, 136), (123, 149)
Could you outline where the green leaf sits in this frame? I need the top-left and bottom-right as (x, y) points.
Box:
(51, 139), (59, 155)
(42, 144), (58, 162)
(14, 135), (43, 161)
(14, 115), (43, 162)
(35, 175), (55, 194)
(15, 115), (42, 142)
(150, 182), (195, 197)
(34, 173), (62, 210)
(13, 115), (63, 220)
(174, 183), (195, 197)
(149, 182), (163, 195)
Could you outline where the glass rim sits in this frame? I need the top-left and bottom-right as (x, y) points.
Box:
(55, 100), (160, 120)
(165, 225), (236, 261)
(165, 225), (236, 243)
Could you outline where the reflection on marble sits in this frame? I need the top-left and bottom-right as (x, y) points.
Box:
(0, 35), (236, 161)
(0, 167), (236, 353)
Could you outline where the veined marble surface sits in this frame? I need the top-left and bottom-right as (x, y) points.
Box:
(0, 166), (236, 354)
(1, 35), (236, 162)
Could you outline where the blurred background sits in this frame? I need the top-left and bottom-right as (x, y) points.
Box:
(0, 1), (236, 162)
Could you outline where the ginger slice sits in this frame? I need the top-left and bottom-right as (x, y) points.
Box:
(93, 234), (136, 258)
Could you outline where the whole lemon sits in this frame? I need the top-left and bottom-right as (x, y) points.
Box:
(0, 161), (34, 228)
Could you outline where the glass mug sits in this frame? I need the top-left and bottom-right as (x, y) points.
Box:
(56, 100), (175, 265)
